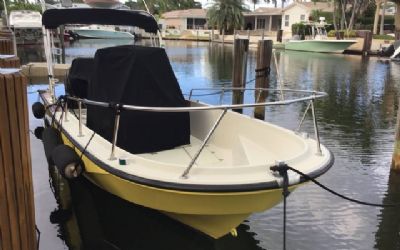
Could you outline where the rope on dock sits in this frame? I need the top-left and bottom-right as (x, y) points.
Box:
(35, 225), (41, 250)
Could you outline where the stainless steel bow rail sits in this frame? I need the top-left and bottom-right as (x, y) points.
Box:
(60, 87), (327, 178)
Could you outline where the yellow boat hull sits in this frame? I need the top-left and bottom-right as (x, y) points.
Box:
(61, 133), (290, 238)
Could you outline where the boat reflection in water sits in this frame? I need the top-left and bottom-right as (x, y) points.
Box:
(49, 165), (264, 250)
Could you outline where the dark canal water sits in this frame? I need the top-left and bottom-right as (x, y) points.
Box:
(24, 40), (400, 250)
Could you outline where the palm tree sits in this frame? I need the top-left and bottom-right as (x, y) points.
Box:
(207, 0), (246, 34)
(392, 0), (400, 33)
(249, 0), (260, 10)
(373, 0), (382, 34)
(379, 0), (387, 35)
(264, 0), (278, 8)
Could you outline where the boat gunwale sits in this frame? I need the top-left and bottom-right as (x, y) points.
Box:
(59, 123), (334, 192)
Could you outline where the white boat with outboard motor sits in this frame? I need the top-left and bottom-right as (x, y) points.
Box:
(34, 7), (334, 239)
(285, 18), (357, 53)
(70, 25), (135, 39)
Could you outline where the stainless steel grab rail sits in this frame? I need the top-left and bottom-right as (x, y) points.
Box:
(62, 87), (326, 178)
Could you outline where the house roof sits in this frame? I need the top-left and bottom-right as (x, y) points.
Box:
(284, 2), (334, 13)
(243, 7), (283, 16)
(161, 9), (207, 19)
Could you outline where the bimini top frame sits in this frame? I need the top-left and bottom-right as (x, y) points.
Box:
(42, 8), (159, 33)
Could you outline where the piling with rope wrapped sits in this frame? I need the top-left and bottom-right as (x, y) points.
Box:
(232, 38), (249, 113)
(254, 40), (273, 120)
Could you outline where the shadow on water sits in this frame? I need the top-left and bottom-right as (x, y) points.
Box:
(207, 43), (233, 83)
(375, 170), (400, 250)
(48, 165), (264, 250)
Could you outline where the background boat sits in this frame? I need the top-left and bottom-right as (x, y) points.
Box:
(284, 18), (357, 53)
(70, 25), (134, 39)
(9, 10), (43, 45)
(284, 39), (357, 53)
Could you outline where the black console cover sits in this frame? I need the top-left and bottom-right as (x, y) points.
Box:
(87, 45), (190, 154)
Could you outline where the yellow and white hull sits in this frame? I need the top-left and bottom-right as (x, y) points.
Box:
(41, 92), (333, 239)
(63, 133), (287, 238)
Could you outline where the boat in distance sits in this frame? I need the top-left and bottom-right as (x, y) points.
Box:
(285, 39), (357, 53)
(284, 18), (356, 53)
(36, 7), (334, 239)
(70, 25), (134, 39)
(9, 10), (43, 45)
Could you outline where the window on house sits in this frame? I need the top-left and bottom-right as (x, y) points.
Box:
(300, 14), (305, 21)
(187, 19), (193, 29)
(285, 15), (289, 27)
(187, 18), (206, 29)
(256, 18), (266, 29)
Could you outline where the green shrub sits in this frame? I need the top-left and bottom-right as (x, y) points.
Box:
(373, 34), (395, 40)
(358, 16), (394, 25)
(327, 30), (357, 37)
(8, 3), (42, 13)
(291, 23), (312, 36)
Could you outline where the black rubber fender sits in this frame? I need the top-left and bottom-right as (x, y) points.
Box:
(51, 144), (83, 179)
(32, 102), (45, 119)
(42, 127), (63, 165)
(34, 126), (44, 140)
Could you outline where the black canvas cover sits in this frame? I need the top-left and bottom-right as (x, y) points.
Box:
(86, 45), (190, 154)
(42, 8), (159, 33)
(65, 57), (94, 99)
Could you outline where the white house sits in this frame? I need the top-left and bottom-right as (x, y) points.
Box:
(159, 9), (208, 31)
(243, 7), (283, 31)
(281, 2), (334, 32)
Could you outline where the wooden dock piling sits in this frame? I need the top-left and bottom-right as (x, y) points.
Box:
(362, 31), (372, 55)
(395, 31), (400, 40)
(392, 97), (400, 172)
(254, 40), (273, 120)
(0, 56), (21, 68)
(0, 38), (14, 54)
(232, 38), (249, 113)
(276, 30), (283, 43)
(0, 72), (37, 250)
(59, 26), (66, 64)
(0, 29), (17, 55)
